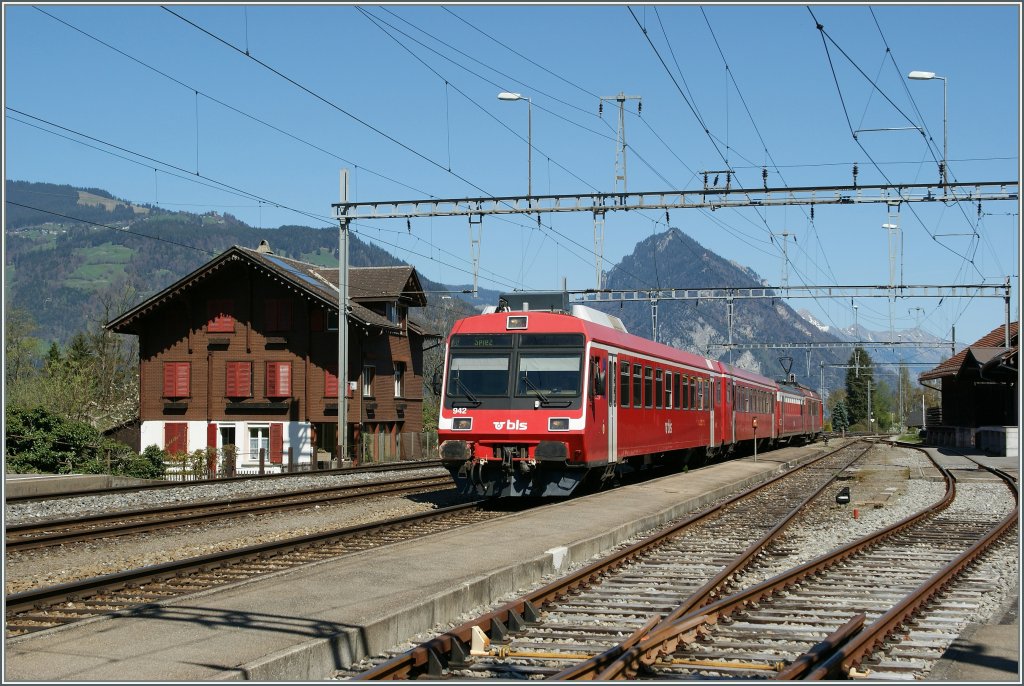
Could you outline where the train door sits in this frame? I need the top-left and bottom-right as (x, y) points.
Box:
(607, 353), (618, 462)
(709, 378), (717, 447)
(729, 381), (736, 446)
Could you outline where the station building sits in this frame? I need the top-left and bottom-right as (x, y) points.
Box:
(107, 241), (437, 471)
(918, 321), (1018, 457)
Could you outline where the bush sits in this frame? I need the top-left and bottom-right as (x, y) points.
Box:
(4, 406), (165, 479)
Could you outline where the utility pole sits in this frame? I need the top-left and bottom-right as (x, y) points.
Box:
(596, 92), (641, 290)
(338, 169), (350, 467)
(883, 201), (901, 342)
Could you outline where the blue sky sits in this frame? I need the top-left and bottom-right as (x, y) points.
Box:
(4, 3), (1020, 349)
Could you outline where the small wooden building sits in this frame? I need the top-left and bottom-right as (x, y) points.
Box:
(107, 241), (437, 471)
(918, 321), (1018, 456)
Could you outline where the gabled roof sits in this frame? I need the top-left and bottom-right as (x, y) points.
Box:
(919, 321), (1018, 381)
(107, 245), (431, 335)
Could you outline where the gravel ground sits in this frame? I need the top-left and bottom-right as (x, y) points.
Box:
(338, 444), (1019, 678)
(4, 467), (465, 596)
(3, 466), (450, 524)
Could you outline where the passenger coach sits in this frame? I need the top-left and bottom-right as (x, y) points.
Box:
(438, 293), (822, 497)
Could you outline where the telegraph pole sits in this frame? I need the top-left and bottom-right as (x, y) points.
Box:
(596, 92), (642, 290)
(338, 169), (350, 466)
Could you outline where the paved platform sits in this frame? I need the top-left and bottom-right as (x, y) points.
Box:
(4, 447), (821, 682)
(928, 598), (1020, 682)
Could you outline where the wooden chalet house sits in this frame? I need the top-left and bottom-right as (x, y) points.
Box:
(919, 321), (1018, 457)
(107, 241), (435, 471)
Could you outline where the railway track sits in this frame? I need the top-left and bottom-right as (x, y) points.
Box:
(6, 474), (454, 552)
(5, 500), (517, 638)
(4, 459), (444, 504)
(344, 443), (1016, 680)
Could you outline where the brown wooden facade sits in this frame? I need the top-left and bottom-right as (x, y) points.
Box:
(919, 321), (1018, 455)
(108, 243), (435, 469)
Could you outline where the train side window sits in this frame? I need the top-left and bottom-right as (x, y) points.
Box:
(655, 370), (664, 409)
(673, 372), (681, 409)
(644, 367), (653, 408)
(665, 371), (673, 409)
(620, 360), (630, 408)
(632, 364), (642, 408)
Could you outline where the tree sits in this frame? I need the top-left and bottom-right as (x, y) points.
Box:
(844, 347), (875, 425)
(831, 399), (850, 435)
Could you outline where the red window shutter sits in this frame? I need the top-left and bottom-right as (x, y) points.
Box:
(206, 423), (218, 448)
(266, 299), (292, 332)
(207, 300), (235, 333)
(164, 423), (187, 454)
(163, 363), (189, 398)
(267, 362), (291, 398)
(175, 363), (190, 397)
(163, 364), (176, 397)
(269, 423), (283, 464)
(325, 368), (338, 398)
(226, 362), (252, 398)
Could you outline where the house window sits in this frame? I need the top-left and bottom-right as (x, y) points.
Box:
(207, 299), (235, 333)
(266, 361), (292, 398)
(385, 302), (399, 324)
(265, 299), (292, 332)
(162, 362), (190, 398)
(249, 425), (269, 464)
(226, 361), (252, 398)
(362, 366), (375, 397)
(394, 362), (406, 398)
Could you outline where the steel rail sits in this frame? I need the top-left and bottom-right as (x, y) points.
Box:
(4, 459), (444, 504)
(351, 441), (867, 680)
(549, 442), (873, 681)
(5, 501), (487, 619)
(583, 453), (960, 679)
(799, 449), (1018, 679)
(6, 476), (453, 551)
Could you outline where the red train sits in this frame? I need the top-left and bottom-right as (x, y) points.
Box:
(438, 293), (823, 497)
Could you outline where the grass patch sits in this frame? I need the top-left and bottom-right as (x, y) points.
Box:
(300, 248), (338, 267)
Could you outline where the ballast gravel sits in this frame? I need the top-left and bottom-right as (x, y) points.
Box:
(4, 466), (451, 524)
(4, 466), (465, 596)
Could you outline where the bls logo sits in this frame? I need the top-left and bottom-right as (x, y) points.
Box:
(493, 420), (528, 431)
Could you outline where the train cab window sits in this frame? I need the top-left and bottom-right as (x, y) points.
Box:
(516, 353), (582, 399)
(655, 370), (664, 409)
(665, 372), (673, 409)
(644, 367), (653, 408)
(673, 373), (681, 409)
(632, 364), (642, 408)
(620, 360), (630, 408)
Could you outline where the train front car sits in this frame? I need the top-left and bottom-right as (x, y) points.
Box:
(437, 297), (605, 497)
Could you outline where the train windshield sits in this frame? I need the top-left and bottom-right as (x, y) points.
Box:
(516, 354), (581, 399)
(447, 355), (510, 400)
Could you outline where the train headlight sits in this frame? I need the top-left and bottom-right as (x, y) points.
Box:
(548, 418), (570, 432)
(452, 418), (472, 431)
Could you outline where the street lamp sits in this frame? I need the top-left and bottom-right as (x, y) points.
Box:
(908, 70), (948, 187)
(498, 92), (532, 197)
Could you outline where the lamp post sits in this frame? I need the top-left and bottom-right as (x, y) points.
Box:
(908, 70), (948, 187)
(498, 92), (532, 198)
